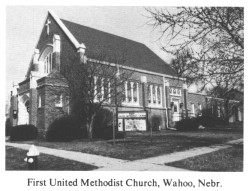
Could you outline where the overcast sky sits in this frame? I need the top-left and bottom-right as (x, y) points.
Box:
(6, 6), (173, 100)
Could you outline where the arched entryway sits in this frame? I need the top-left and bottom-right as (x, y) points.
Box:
(18, 94), (30, 125)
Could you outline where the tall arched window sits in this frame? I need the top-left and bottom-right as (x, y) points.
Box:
(39, 46), (53, 74)
(44, 52), (53, 74)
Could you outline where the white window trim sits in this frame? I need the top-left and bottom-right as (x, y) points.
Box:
(148, 84), (163, 108)
(191, 103), (195, 117)
(171, 97), (180, 113)
(38, 95), (42, 108)
(55, 95), (63, 107)
(169, 87), (182, 97)
(122, 81), (139, 106)
(217, 106), (221, 117)
(199, 103), (202, 111)
(44, 52), (53, 74)
(94, 76), (111, 103)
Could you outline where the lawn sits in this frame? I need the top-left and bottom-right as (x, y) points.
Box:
(6, 146), (98, 171)
(165, 144), (243, 171)
(8, 127), (243, 161)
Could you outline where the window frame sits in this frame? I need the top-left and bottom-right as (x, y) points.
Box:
(94, 76), (111, 103)
(191, 103), (195, 117)
(148, 83), (163, 108)
(169, 87), (182, 97)
(55, 94), (63, 108)
(44, 52), (53, 74)
(122, 81), (140, 106)
(38, 95), (42, 108)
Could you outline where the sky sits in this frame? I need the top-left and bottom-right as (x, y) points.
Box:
(6, 6), (173, 101)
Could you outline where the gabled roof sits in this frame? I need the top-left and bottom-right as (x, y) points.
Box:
(59, 19), (177, 77)
(26, 10), (178, 78)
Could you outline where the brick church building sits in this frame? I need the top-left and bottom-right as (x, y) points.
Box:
(8, 10), (243, 133)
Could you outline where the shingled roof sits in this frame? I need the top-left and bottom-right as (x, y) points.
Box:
(61, 19), (177, 77)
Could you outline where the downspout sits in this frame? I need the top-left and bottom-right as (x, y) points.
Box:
(164, 78), (170, 129)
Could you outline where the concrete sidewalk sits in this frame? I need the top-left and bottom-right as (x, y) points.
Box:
(6, 138), (243, 171)
(6, 142), (127, 168)
(95, 138), (243, 170)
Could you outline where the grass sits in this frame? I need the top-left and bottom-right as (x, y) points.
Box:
(165, 144), (243, 171)
(6, 146), (98, 171)
(8, 127), (243, 161)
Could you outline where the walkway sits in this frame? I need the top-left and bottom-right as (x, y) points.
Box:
(6, 142), (126, 168)
(6, 138), (243, 171)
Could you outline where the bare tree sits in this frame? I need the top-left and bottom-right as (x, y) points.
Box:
(55, 51), (133, 139)
(169, 48), (197, 85)
(206, 84), (243, 123)
(146, 7), (244, 91)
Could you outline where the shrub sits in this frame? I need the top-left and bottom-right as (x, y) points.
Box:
(151, 115), (162, 131)
(199, 108), (216, 127)
(93, 108), (125, 140)
(10, 124), (37, 141)
(198, 108), (229, 127)
(175, 117), (200, 131)
(5, 118), (12, 136)
(46, 115), (86, 141)
(216, 117), (229, 126)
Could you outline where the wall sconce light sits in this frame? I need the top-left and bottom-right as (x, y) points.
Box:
(141, 76), (147, 83)
(180, 103), (184, 108)
(164, 80), (169, 87)
(170, 102), (174, 108)
(13, 110), (17, 119)
(182, 83), (188, 90)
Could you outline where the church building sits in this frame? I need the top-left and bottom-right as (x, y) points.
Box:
(8, 10), (243, 133)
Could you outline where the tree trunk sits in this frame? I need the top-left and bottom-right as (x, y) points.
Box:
(87, 112), (96, 140)
(224, 100), (230, 123)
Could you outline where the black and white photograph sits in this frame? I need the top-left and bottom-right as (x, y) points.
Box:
(2, 2), (247, 190)
(5, 5), (244, 171)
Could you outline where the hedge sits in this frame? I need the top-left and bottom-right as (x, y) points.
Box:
(5, 118), (12, 136)
(10, 124), (37, 141)
(46, 115), (87, 141)
(93, 108), (125, 140)
(175, 117), (200, 131)
(198, 108), (229, 127)
(199, 108), (216, 127)
(151, 115), (162, 131)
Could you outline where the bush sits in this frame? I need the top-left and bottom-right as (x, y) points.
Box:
(175, 117), (200, 131)
(199, 108), (216, 127)
(46, 115), (86, 141)
(216, 117), (229, 126)
(198, 108), (229, 127)
(5, 118), (12, 136)
(10, 124), (37, 141)
(93, 108), (125, 140)
(151, 115), (162, 131)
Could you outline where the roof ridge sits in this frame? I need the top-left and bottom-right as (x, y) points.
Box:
(57, 15), (178, 77)
(60, 18), (146, 47)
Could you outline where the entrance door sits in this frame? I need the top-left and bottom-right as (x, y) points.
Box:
(172, 98), (180, 122)
(18, 95), (30, 125)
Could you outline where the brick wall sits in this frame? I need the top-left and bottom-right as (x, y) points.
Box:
(29, 89), (37, 126)
(9, 95), (18, 126)
(18, 79), (30, 94)
(188, 93), (207, 117)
